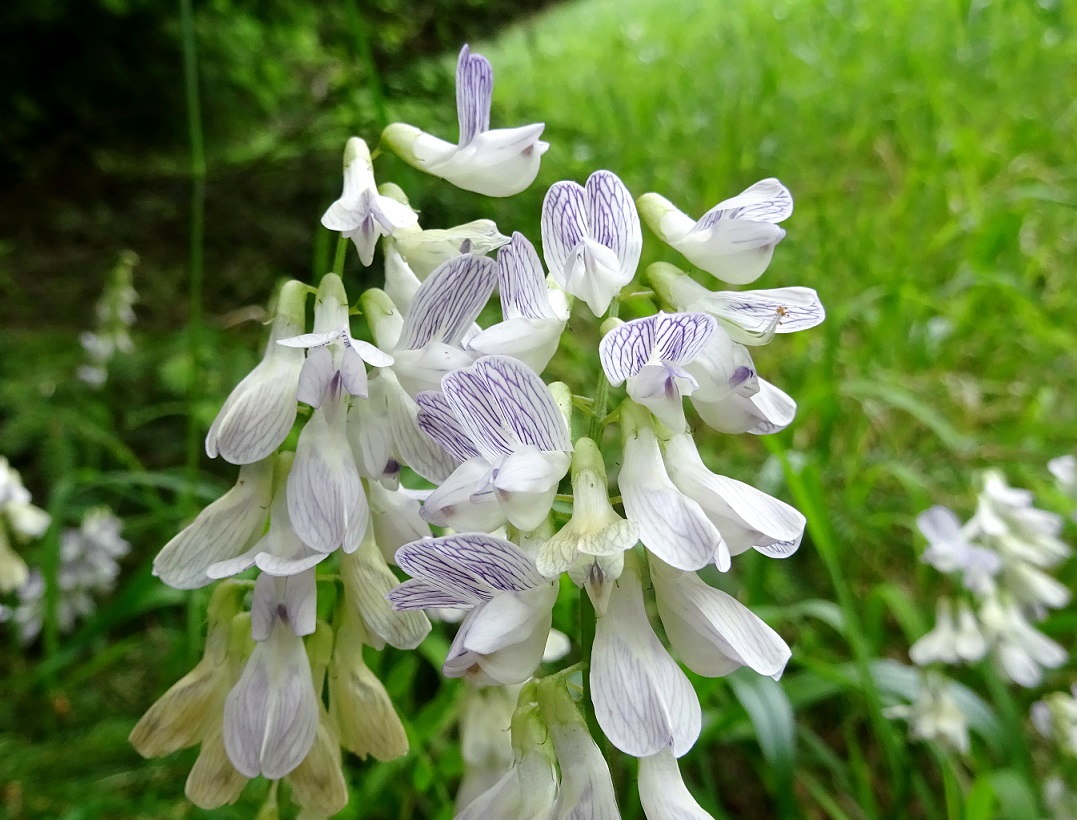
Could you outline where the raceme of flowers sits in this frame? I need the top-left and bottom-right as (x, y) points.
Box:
(131, 43), (824, 818)
(8, 507), (129, 644)
(890, 466), (1074, 755)
(78, 250), (139, 388)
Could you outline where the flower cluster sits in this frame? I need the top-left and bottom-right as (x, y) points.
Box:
(0, 457), (50, 594)
(911, 470), (1070, 688)
(132, 44), (823, 817)
(10, 506), (129, 643)
(78, 250), (139, 388)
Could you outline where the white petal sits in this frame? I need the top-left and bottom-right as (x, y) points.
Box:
(673, 220), (785, 285)
(419, 457), (506, 532)
(696, 178), (793, 226)
(383, 374), (462, 482)
(468, 317), (566, 375)
(342, 534), (431, 651)
(549, 719), (620, 820)
(591, 565), (701, 757)
(663, 433), (805, 557)
(287, 399), (367, 552)
(461, 586), (556, 656)
(542, 182), (588, 287)
(638, 747), (714, 820)
(692, 377), (796, 435)
(430, 124), (548, 197)
(396, 254), (497, 351)
(586, 170), (642, 285)
(620, 422), (721, 571)
(651, 559), (791, 679)
(368, 481), (431, 562)
(700, 287), (824, 344)
(599, 316), (656, 384)
(223, 626), (319, 779)
(154, 458), (275, 590)
(476, 355), (573, 453)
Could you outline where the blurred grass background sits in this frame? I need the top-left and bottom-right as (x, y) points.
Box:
(1, 0), (1075, 817)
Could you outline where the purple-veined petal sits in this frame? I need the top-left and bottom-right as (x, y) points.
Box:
(638, 747), (714, 820)
(396, 254), (497, 350)
(379, 372), (461, 482)
(497, 232), (558, 320)
(223, 626), (319, 779)
(541, 181), (588, 284)
(456, 45), (492, 146)
(653, 311), (717, 365)
(548, 716), (620, 820)
(599, 316), (657, 385)
(340, 346), (369, 398)
(591, 560), (701, 757)
(297, 345), (335, 408)
(401, 532), (547, 591)
(394, 538), (497, 603)
(626, 363), (696, 432)
(475, 355), (572, 453)
(692, 178), (793, 230)
(442, 366), (517, 461)
(703, 287), (824, 343)
(250, 570), (317, 641)
(276, 329), (342, 349)
(387, 577), (479, 610)
(416, 390), (482, 464)
(154, 458), (275, 590)
(586, 170), (642, 280)
(287, 398), (367, 552)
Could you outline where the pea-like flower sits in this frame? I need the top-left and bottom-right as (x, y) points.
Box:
(542, 170), (642, 316)
(321, 136), (419, 266)
(638, 179), (792, 284)
(382, 46), (548, 197)
(388, 533), (559, 686)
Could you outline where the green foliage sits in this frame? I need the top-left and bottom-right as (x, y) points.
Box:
(3, 0), (1077, 817)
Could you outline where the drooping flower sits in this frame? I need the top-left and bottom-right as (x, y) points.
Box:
(884, 671), (971, 754)
(650, 556), (792, 680)
(382, 46), (548, 197)
(205, 280), (308, 465)
(978, 592), (1066, 688)
(599, 311), (718, 431)
(223, 570), (320, 779)
(154, 456), (276, 590)
(908, 598), (986, 666)
(388, 533), (559, 686)
(417, 355), (573, 532)
(455, 682), (524, 812)
(916, 505), (1001, 593)
(321, 136), (419, 266)
(590, 552), (701, 758)
(542, 170), (643, 316)
(637, 179), (792, 284)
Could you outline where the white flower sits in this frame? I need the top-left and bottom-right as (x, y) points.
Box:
(916, 505), (1000, 594)
(908, 598), (986, 666)
(590, 553), (701, 758)
(978, 593), (1066, 687)
(535, 437), (637, 606)
(205, 452), (328, 580)
(648, 261), (824, 346)
(277, 273), (393, 406)
(468, 232), (569, 374)
(223, 570), (320, 780)
(392, 218), (510, 279)
(637, 179), (792, 284)
(650, 556), (792, 680)
(455, 682), (523, 812)
(206, 280), (308, 465)
(638, 746), (714, 820)
(321, 136), (418, 266)
(154, 456), (275, 590)
(417, 356), (573, 532)
(599, 312), (718, 431)
(389, 533), (558, 686)
(884, 671), (970, 754)
(382, 46), (548, 197)
(0, 457), (48, 593)
(542, 170), (642, 316)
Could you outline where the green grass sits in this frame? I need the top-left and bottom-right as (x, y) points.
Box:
(3, 0), (1076, 817)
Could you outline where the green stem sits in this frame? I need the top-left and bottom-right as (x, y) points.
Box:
(180, 0), (207, 664)
(586, 296), (620, 442)
(331, 233), (349, 277)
